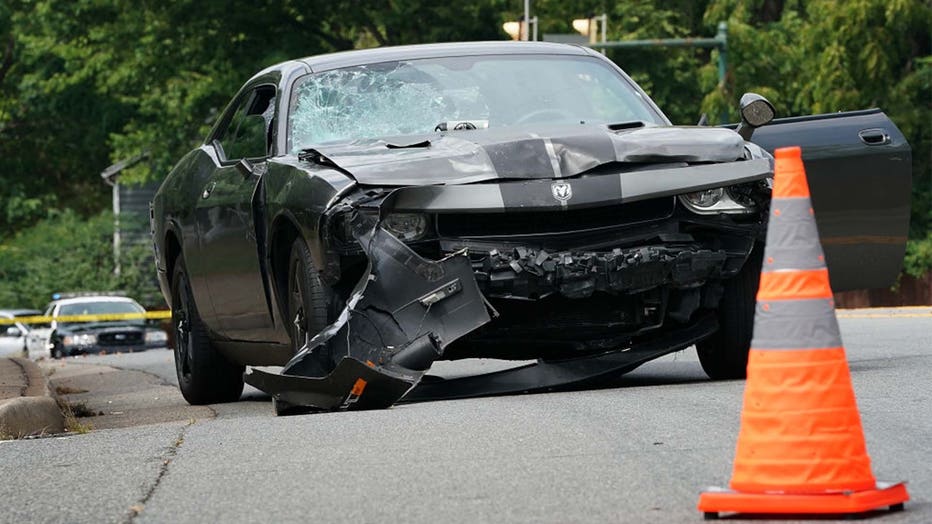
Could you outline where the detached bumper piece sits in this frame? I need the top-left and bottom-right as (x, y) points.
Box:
(404, 312), (717, 403)
(245, 210), (492, 414)
(474, 245), (727, 299)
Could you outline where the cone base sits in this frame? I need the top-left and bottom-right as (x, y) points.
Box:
(698, 481), (908, 518)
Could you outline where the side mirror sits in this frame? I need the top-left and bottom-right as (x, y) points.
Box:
(735, 92), (775, 141)
(235, 158), (255, 177)
(5, 327), (22, 337)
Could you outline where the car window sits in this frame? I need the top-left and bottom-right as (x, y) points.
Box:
(215, 85), (277, 160)
(57, 301), (146, 328)
(289, 54), (665, 150)
(1, 317), (19, 336)
(30, 306), (54, 329)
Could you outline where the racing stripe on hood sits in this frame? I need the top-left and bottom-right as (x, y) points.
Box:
(305, 124), (745, 186)
(483, 138), (554, 178)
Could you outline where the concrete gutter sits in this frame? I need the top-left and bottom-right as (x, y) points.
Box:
(0, 357), (65, 438)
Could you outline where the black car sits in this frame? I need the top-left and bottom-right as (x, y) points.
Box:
(151, 42), (911, 413)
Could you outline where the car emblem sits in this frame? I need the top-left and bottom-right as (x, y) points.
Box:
(551, 181), (573, 203)
(115, 334), (126, 340)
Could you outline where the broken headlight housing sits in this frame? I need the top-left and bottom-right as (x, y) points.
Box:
(679, 186), (757, 215)
(381, 213), (429, 241)
(332, 210), (431, 244)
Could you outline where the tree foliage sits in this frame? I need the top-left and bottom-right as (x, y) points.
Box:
(0, 210), (157, 309)
(0, 0), (929, 307)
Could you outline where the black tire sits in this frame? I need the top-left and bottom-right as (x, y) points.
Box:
(277, 237), (338, 416)
(171, 255), (244, 405)
(50, 339), (63, 359)
(286, 237), (336, 362)
(696, 247), (763, 380)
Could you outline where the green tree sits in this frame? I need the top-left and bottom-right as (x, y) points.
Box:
(0, 210), (159, 309)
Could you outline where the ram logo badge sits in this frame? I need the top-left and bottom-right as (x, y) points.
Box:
(551, 181), (573, 203)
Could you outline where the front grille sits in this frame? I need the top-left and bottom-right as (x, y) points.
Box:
(436, 197), (675, 237)
(98, 331), (144, 346)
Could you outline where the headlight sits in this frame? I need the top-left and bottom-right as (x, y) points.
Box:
(682, 188), (725, 208)
(679, 187), (756, 215)
(381, 213), (429, 241)
(62, 334), (97, 347)
(145, 330), (168, 343)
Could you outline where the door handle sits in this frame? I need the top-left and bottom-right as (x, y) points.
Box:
(201, 181), (216, 199)
(858, 128), (890, 146)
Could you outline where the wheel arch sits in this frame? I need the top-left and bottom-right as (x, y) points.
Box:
(164, 228), (182, 285)
(269, 213), (302, 323)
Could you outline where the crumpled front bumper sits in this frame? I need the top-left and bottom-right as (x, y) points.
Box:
(469, 244), (728, 300)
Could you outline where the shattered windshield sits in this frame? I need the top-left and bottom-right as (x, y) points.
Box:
(288, 54), (665, 151)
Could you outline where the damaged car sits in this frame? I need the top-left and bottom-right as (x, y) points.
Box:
(150, 42), (911, 413)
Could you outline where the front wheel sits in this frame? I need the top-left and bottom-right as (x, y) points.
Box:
(696, 248), (762, 380)
(171, 255), (244, 404)
(286, 237), (338, 366)
(50, 340), (64, 359)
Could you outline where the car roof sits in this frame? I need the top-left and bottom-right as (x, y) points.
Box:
(51, 296), (142, 307)
(303, 41), (593, 72)
(249, 41), (596, 81)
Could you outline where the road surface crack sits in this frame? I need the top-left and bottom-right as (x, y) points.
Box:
(123, 418), (195, 523)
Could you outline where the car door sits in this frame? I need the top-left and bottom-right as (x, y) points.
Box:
(193, 84), (278, 342)
(25, 306), (55, 358)
(0, 316), (26, 356)
(748, 109), (911, 291)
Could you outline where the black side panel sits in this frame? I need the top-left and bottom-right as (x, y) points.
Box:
(749, 109), (911, 291)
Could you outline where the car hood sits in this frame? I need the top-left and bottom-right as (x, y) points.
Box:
(305, 124), (747, 186)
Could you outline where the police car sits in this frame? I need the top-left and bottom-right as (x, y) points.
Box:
(25, 293), (168, 358)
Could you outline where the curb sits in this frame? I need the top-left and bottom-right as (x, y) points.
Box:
(0, 358), (65, 438)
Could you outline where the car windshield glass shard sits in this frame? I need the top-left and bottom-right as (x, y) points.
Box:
(289, 55), (664, 150)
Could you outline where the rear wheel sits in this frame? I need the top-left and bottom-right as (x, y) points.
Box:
(696, 247), (762, 380)
(171, 255), (244, 404)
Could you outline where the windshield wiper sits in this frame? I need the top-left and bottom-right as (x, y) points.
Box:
(385, 139), (431, 149)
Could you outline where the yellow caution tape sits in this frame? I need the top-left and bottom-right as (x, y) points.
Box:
(0, 311), (172, 325)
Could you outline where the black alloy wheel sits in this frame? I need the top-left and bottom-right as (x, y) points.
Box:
(286, 237), (336, 364)
(277, 237), (339, 416)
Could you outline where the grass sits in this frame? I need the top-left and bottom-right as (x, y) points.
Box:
(56, 398), (95, 435)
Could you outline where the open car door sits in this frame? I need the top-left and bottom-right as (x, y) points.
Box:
(749, 109), (911, 291)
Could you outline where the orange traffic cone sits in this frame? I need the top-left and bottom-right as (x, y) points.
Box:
(697, 146), (909, 518)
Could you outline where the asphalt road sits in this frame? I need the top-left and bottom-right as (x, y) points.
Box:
(1, 308), (929, 523)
